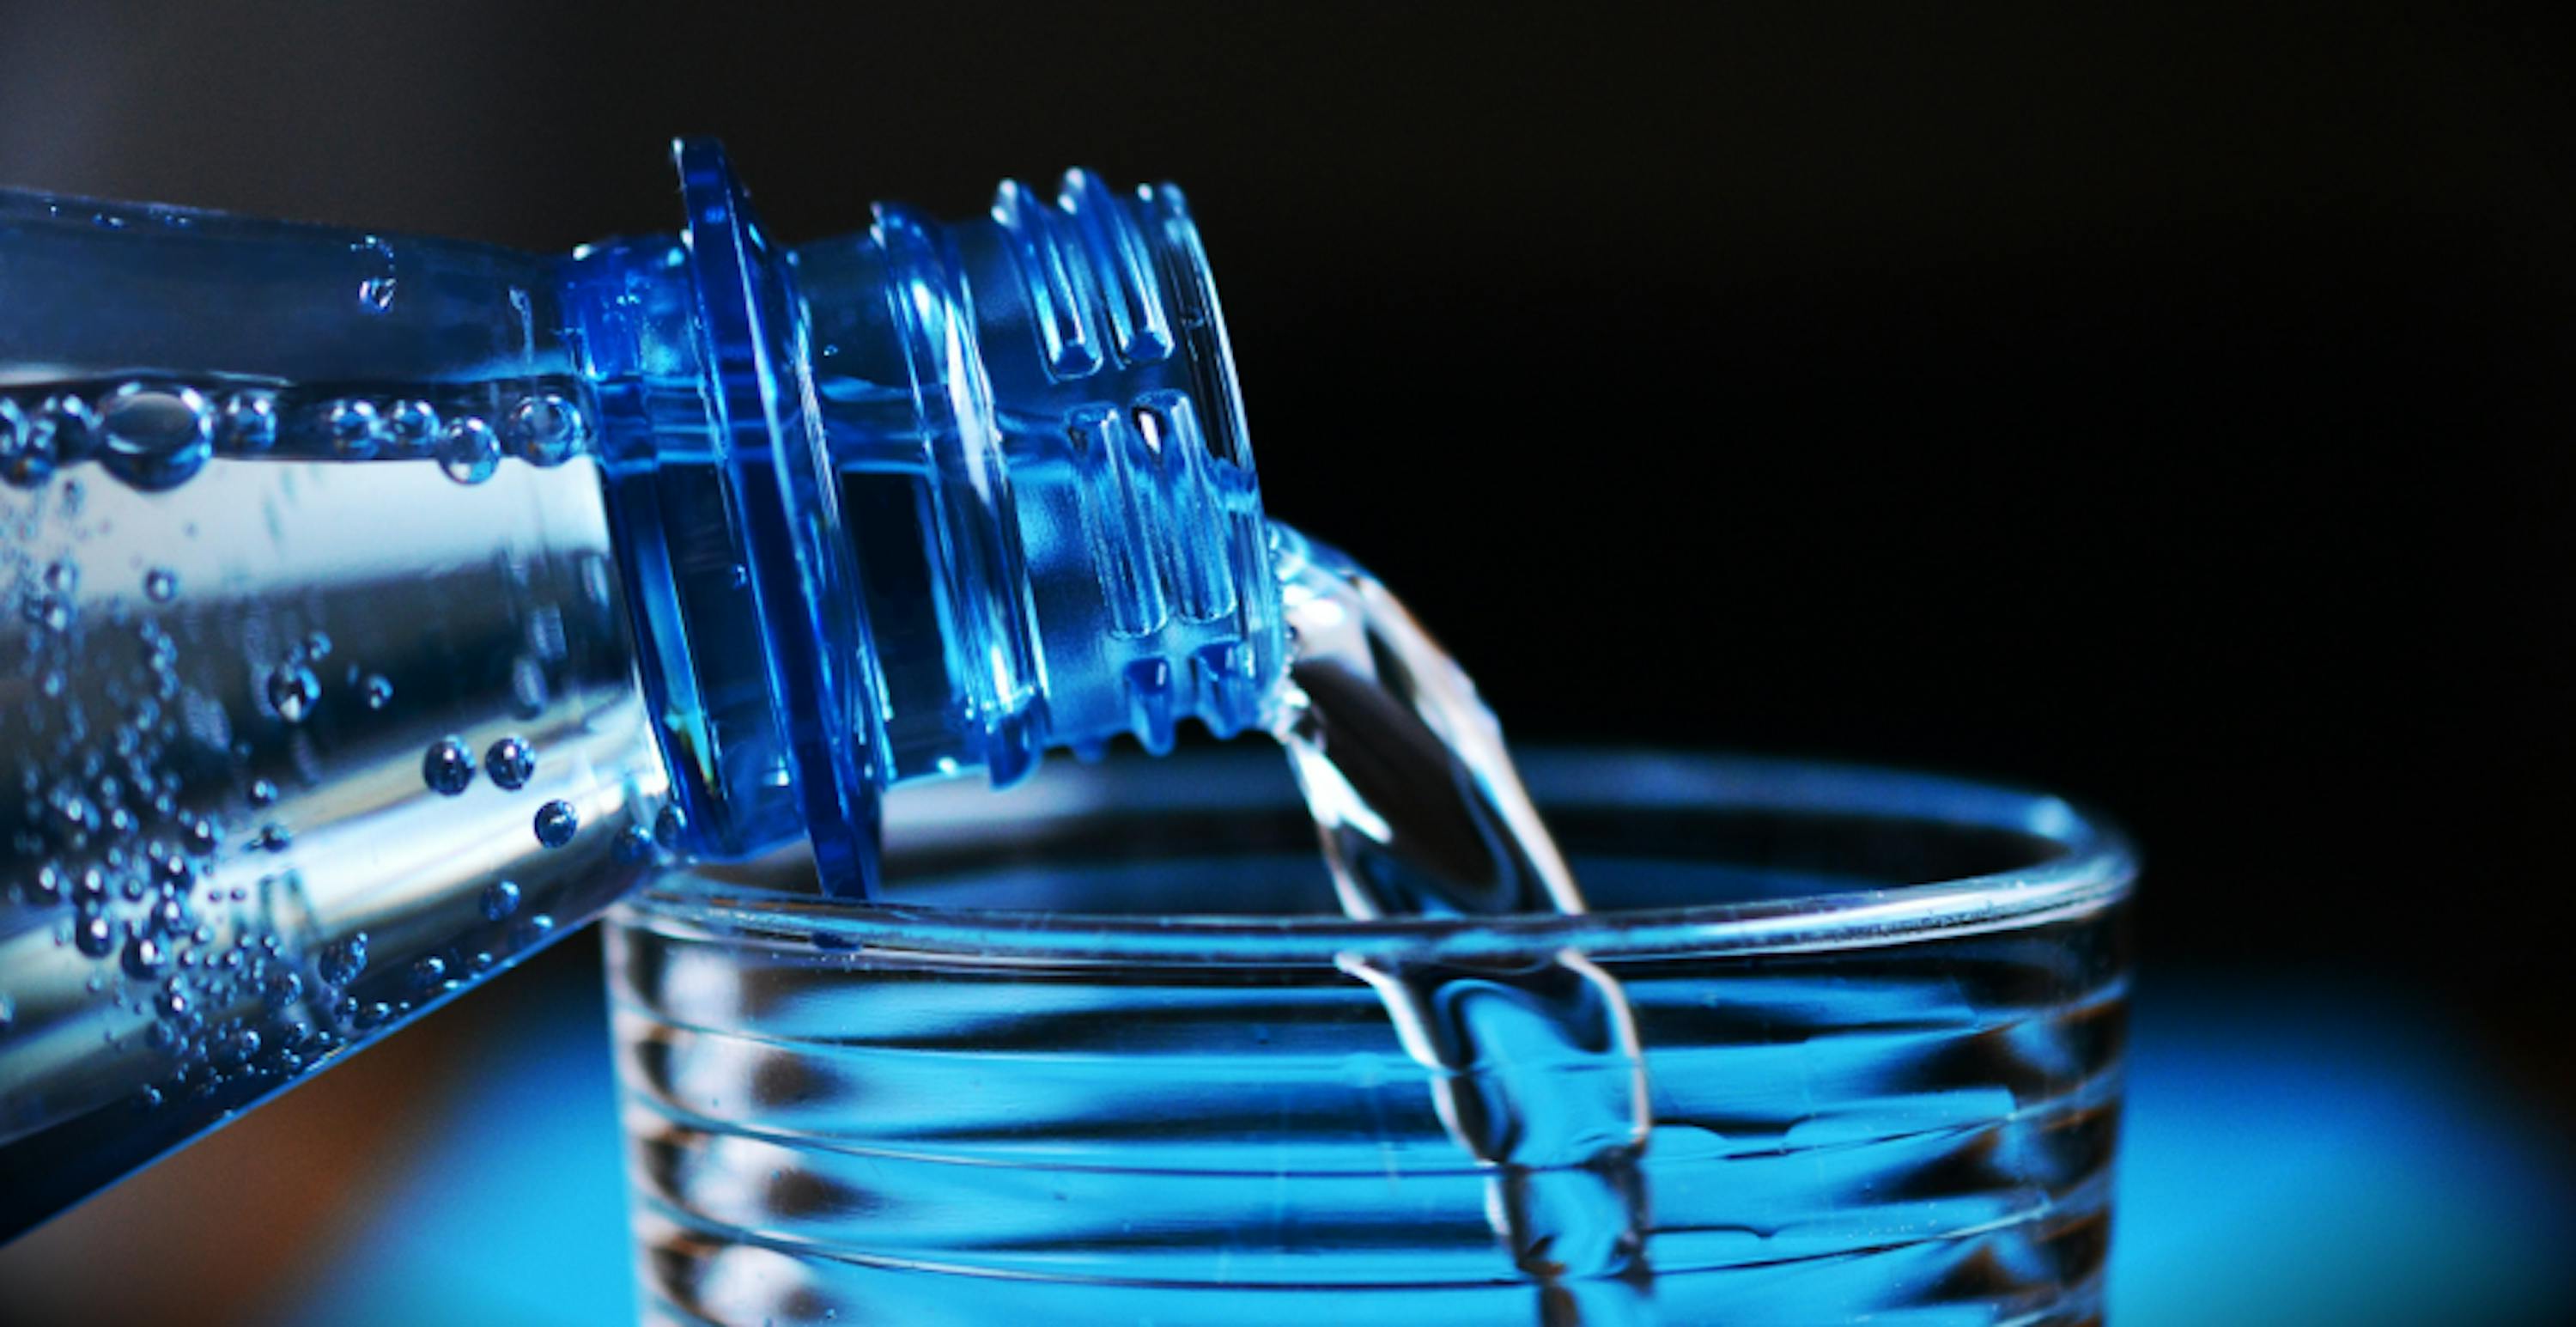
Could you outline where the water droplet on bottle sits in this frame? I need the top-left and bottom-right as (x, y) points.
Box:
(154, 850), (196, 890)
(384, 399), (439, 457)
(507, 393), (587, 466)
(38, 669), (64, 698)
(121, 934), (167, 979)
(27, 592), (72, 632)
(3, 395), (85, 486)
(358, 276), (398, 311)
(44, 560), (77, 594)
(326, 399), (385, 460)
(251, 823), (293, 853)
(99, 382), (216, 491)
(410, 956), (447, 991)
(51, 788), (98, 835)
(1, 446), (52, 487)
(532, 800), (579, 849)
(480, 879), (521, 921)
(143, 567), (179, 602)
(316, 932), (368, 987)
(31, 862), (67, 906)
(303, 630), (333, 662)
(361, 674), (393, 709)
(183, 816), (219, 855)
(483, 736), (535, 790)
(422, 737), (475, 795)
(435, 416), (502, 485)
(75, 914), (115, 959)
(220, 392), (277, 453)
(247, 778), (278, 808)
(263, 970), (304, 1008)
(652, 804), (688, 852)
(41, 393), (98, 458)
(0, 399), (29, 486)
(266, 663), (320, 722)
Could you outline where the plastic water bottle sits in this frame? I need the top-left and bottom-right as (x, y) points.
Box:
(0, 139), (1287, 1234)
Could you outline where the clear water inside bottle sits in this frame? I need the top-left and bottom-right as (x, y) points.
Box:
(0, 384), (676, 1229)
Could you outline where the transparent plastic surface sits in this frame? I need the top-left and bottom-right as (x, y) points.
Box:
(0, 141), (1285, 1235)
(0, 191), (671, 1234)
(609, 750), (2136, 1326)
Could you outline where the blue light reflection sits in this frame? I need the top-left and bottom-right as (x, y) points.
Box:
(280, 976), (2574, 1325)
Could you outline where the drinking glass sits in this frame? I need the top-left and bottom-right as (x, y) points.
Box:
(605, 749), (2135, 1325)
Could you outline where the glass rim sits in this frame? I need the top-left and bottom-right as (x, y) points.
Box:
(624, 747), (2136, 966)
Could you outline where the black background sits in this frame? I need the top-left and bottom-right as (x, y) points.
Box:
(3, 2), (2570, 1072)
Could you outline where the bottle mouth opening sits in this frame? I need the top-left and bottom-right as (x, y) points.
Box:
(621, 747), (2136, 965)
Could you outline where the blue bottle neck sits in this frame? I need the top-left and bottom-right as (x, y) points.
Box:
(565, 142), (1286, 893)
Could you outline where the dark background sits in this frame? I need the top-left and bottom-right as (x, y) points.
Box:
(7, 0), (2528, 1011)
(1, 1), (2571, 1318)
